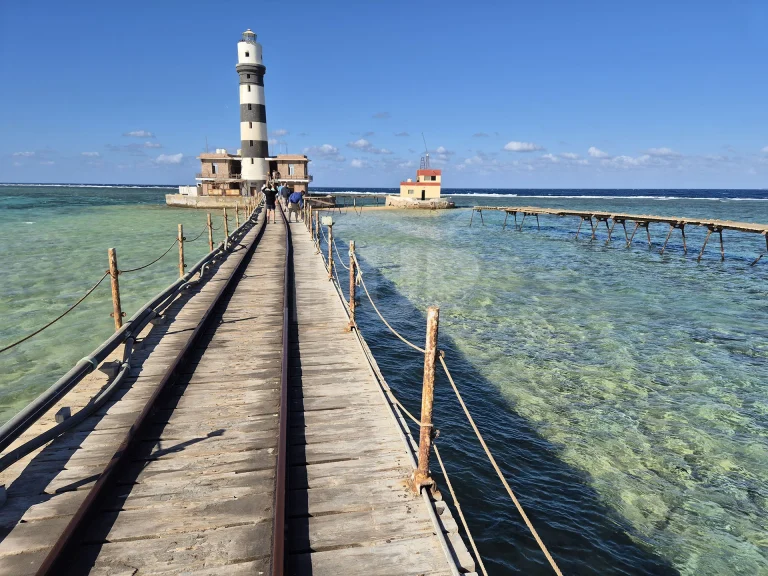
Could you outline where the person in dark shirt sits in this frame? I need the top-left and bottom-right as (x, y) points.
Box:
(261, 181), (278, 224)
(287, 189), (304, 222)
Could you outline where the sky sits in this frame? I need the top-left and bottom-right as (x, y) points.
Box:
(1, 0), (766, 189)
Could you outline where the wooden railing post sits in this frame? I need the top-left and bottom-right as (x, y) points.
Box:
(207, 213), (213, 252)
(235, 204), (240, 229)
(107, 248), (123, 331)
(413, 306), (439, 491)
(346, 241), (356, 331)
(314, 210), (319, 244)
(327, 222), (334, 280)
(223, 207), (229, 248)
(178, 224), (185, 278)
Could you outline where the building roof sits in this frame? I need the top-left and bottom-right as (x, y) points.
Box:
(275, 154), (309, 161)
(417, 169), (442, 176)
(198, 152), (237, 160)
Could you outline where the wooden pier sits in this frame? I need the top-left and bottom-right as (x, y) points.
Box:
(0, 205), (476, 575)
(471, 205), (768, 263)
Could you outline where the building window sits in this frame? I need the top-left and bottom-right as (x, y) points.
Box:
(288, 164), (295, 176)
(250, 140), (253, 146)
(251, 158), (254, 164)
(247, 85), (251, 92)
(248, 104), (252, 110)
(211, 164), (217, 175)
(431, 175), (437, 181)
(249, 121), (252, 128)
(247, 74), (250, 79)
(245, 51), (249, 57)
(408, 189), (414, 195)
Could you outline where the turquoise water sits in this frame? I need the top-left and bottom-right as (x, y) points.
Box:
(2, 186), (768, 574)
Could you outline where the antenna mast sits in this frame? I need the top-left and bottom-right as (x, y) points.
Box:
(421, 133), (430, 169)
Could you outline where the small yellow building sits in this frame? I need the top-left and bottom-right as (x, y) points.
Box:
(400, 169), (442, 200)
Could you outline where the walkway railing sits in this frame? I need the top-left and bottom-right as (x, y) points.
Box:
(303, 201), (564, 576)
(0, 198), (262, 469)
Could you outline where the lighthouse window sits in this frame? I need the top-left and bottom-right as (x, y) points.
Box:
(247, 85), (251, 92)
(250, 140), (254, 146)
(247, 74), (250, 79)
(251, 159), (254, 164)
(245, 51), (249, 57)
(249, 122), (252, 128)
(248, 104), (252, 110)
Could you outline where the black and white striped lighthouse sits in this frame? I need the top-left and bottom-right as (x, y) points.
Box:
(236, 29), (268, 193)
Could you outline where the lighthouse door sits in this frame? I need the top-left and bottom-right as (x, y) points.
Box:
(421, 190), (425, 200)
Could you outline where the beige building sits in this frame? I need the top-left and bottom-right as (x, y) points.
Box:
(399, 169), (442, 200)
(192, 150), (312, 197)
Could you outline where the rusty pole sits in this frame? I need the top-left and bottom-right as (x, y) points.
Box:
(223, 208), (229, 248)
(177, 224), (185, 278)
(346, 241), (356, 331)
(314, 210), (320, 245)
(207, 212), (214, 252)
(327, 223), (334, 280)
(413, 306), (439, 491)
(235, 204), (240, 229)
(107, 248), (123, 331)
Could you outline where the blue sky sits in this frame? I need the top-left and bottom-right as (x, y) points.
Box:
(1, 0), (766, 188)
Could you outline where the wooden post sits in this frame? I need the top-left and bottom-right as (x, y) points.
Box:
(314, 210), (319, 244)
(645, 223), (652, 248)
(479, 210), (484, 226)
(235, 204), (240, 228)
(627, 221), (640, 247)
(207, 212), (213, 252)
(607, 219), (616, 241)
(719, 228), (725, 261)
(502, 212), (509, 230)
(660, 224), (674, 255)
(589, 217), (596, 240)
(327, 223), (334, 280)
(536, 214), (540, 230)
(681, 224), (687, 254)
(108, 248), (123, 331)
(346, 241), (356, 331)
(223, 208), (229, 247)
(413, 306), (439, 491)
(469, 209), (475, 227)
(698, 227), (713, 262)
(177, 224), (185, 278)
(575, 217), (584, 239)
(519, 212), (526, 230)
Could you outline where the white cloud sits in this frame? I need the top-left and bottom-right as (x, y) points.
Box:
(81, 152), (100, 157)
(124, 130), (155, 138)
(394, 131), (409, 137)
(272, 128), (289, 137)
(603, 154), (652, 168)
(12, 151), (35, 157)
(560, 152), (580, 159)
(541, 153), (560, 163)
(646, 147), (681, 158)
(588, 146), (610, 158)
(303, 144), (345, 162)
(39, 160), (55, 165)
(350, 159), (370, 168)
(155, 153), (183, 164)
(761, 146), (768, 154)
(144, 141), (162, 149)
(503, 141), (544, 152)
(347, 138), (392, 154)
(372, 112), (390, 119)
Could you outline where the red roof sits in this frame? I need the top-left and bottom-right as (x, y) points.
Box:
(417, 169), (442, 176)
(400, 181), (440, 186)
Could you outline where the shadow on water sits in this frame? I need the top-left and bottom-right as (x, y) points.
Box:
(347, 254), (680, 576)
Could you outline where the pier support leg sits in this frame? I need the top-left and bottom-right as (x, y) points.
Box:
(607, 219), (615, 241)
(412, 306), (439, 493)
(479, 210), (484, 226)
(108, 248), (123, 331)
(718, 229), (725, 261)
(469, 209), (475, 227)
(502, 212), (509, 230)
(750, 235), (768, 266)
(698, 228), (713, 262)
(621, 221), (628, 244)
(346, 241), (356, 331)
(589, 217), (596, 241)
(660, 224), (674, 255)
(575, 217), (584, 240)
(519, 213), (527, 231)
(681, 225), (687, 254)
(207, 213), (213, 252)
(627, 221), (640, 247)
(645, 223), (652, 248)
(178, 224), (185, 278)
(536, 214), (540, 230)
(513, 211), (518, 228)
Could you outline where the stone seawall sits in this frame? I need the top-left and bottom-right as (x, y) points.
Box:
(385, 195), (456, 209)
(165, 194), (254, 209)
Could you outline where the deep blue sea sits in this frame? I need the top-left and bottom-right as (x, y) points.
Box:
(2, 184), (768, 575)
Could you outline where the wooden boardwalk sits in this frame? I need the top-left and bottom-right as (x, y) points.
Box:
(0, 208), (474, 575)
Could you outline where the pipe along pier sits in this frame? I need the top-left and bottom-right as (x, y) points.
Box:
(470, 205), (768, 265)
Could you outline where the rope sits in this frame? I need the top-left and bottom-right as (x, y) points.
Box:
(333, 237), (351, 270)
(351, 253), (425, 354)
(438, 354), (563, 576)
(184, 225), (209, 243)
(434, 443), (489, 576)
(0, 272), (110, 354)
(118, 240), (178, 273)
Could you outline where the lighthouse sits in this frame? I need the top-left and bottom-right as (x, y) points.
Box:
(237, 29), (269, 194)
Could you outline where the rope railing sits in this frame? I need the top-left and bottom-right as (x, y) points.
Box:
(0, 272), (110, 354)
(319, 224), (563, 576)
(118, 239), (178, 274)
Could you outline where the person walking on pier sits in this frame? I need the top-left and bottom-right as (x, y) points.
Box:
(280, 183), (292, 206)
(287, 189), (304, 223)
(262, 181), (278, 224)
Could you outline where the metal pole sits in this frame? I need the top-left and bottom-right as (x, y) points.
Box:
(223, 208), (229, 248)
(207, 213), (213, 252)
(327, 223), (334, 280)
(413, 306), (439, 491)
(347, 241), (356, 331)
(235, 204), (240, 229)
(108, 248), (123, 331)
(178, 224), (185, 278)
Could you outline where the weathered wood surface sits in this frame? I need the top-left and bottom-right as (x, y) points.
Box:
(473, 205), (768, 234)
(287, 221), (475, 575)
(0, 213), (268, 575)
